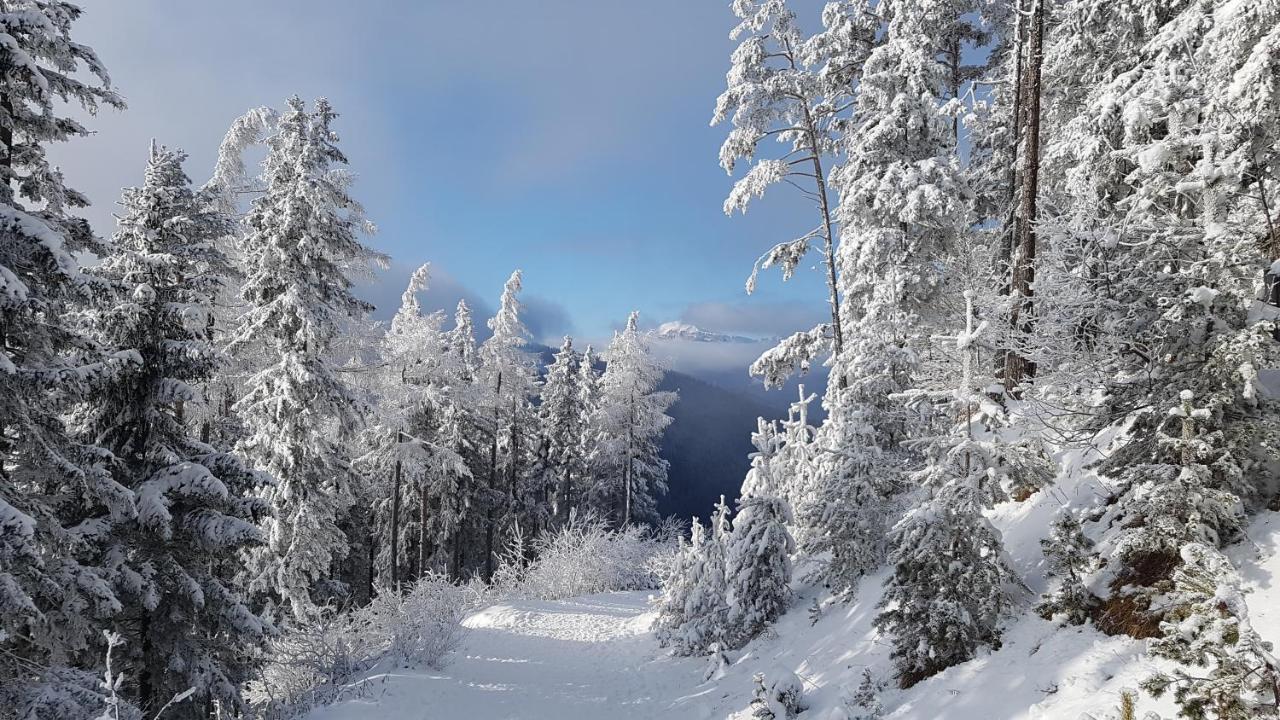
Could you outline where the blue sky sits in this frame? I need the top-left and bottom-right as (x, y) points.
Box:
(54, 0), (831, 346)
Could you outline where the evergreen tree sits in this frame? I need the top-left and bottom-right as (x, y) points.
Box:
(234, 96), (381, 620)
(724, 494), (794, 649)
(653, 533), (697, 651)
(538, 336), (586, 526)
(81, 144), (267, 716)
(1035, 510), (1097, 626)
(658, 499), (733, 657)
(1143, 543), (1280, 719)
(592, 311), (675, 526)
(0, 1), (129, 712)
(361, 265), (469, 588)
(1107, 392), (1245, 577)
(875, 295), (1017, 687)
(714, 0), (878, 364)
(875, 479), (1012, 687)
(443, 298), (485, 580)
(574, 343), (602, 513)
(798, 400), (894, 597)
(476, 270), (537, 578)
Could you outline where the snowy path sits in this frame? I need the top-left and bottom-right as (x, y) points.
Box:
(306, 591), (721, 720)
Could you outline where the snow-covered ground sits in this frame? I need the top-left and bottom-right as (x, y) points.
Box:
(305, 504), (1280, 720)
(304, 592), (717, 719)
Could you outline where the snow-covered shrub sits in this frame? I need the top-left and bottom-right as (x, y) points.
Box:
(749, 669), (807, 719)
(492, 514), (676, 600)
(362, 573), (469, 668)
(248, 608), (380, 717)
(249, 574), (469, 718)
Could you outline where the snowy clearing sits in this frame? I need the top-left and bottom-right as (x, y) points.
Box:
(305, 592), (719, 720)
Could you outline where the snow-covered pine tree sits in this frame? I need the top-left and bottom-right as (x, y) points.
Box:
(80, 144), (268, 717)
(189, 106), (277, 452)
(771, 385), (817, 524)
(875, 478), (1013, 686)
(875, 294), (1017, 687)
(538, 336), (586, 526)
(797, 400), (895, 597)
(1105, 392), (1245, 588)
(677, 499), (733, 657)
(592, 311), (675, 527)
(234, 96), (382, 620)
(1035, 510), (1097, 626)
(724, 494), (794, 649)
(1143, 543), (1280, 719)
(823, 0), (974, 463)
(573, 342), (602, 519)
(441, 298), (486, 580)
(714, 0), (878, 367)
(739, 418), (784, 500)
(476, 270), (538, 578)
(653, 531), (697, 651)
(0, 2), (132, 713)
(361, 264), (469, 588)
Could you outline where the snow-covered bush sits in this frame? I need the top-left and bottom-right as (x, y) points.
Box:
(492, 514), (677, 600)
(249, 574), (469, 718)
(362, 573), (469, 668)
(749, 668), (807, 719)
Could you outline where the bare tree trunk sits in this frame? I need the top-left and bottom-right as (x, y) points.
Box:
(784, 42), (845, 376)
(622, 392), (634, 527)
(1005, 0), (1045, 395)
(390, 449), (401, 591)
(418, 477), (429, 578)
(484, 371), (502, 581)
(995, 0), (1029, 380)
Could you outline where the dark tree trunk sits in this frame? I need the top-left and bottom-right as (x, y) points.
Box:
(390, 447), (402, 591)
(1005, 0), (1045, 395)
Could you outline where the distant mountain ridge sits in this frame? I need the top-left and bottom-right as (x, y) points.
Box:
(652, 321), (766, 345)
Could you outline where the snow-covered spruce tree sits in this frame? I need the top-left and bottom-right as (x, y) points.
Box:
(1035, 510), (1097, 626)
(234, 96), (382, 620)
(714, 0), (878, 366)
(1105, 392), (1245, 588)
(1142, 543), (1280, 719)
(476, 270), (538, 578)
(653, 532), (698, 651)
(574, 342), (602, 515)
(739, 417), (784, 500)
(875, 295), (1018, 688)
(440, 297), (489, 580)
(724, 493), (794, 649)
(538, 336), (587, 526)
(79, 144), (268, 717)
(0, 1), (134, 713)
(797, 399), (895, 598)
(771, 385), (817, 524)
(188, 106), (276, 452)
(875, 478), (1013, 686)
(592, 311), (675, 527)
(821, 0), (975, 465)
(660, 499), (732, 657)
(360, 265), (469, 589)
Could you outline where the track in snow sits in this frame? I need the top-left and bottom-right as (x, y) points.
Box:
(306, 591), (722, 720)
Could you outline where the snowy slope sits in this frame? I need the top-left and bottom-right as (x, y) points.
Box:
(301, 488), (1280, 720)
(674, 491), (1280, 719)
